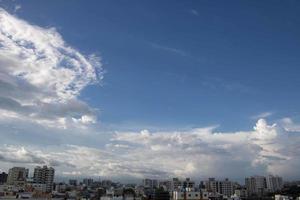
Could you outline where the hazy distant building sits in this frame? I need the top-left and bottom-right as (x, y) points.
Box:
(234, 187), (248, 199)
(33, 165), (55, 192)
(7, 167), (28, 185)
(245, 176), (266, 196)
(171, 178), (182, 191)
(69, 179), (77, 186)
(0, 172), (8, 184)
(266, 175), (283, 193)
(204, 178), (234, 197)
(143, 179), (159, 189)
(83, 178), (94, 186)
(159, 180), (172, 191)
(182, 178), (195, 190)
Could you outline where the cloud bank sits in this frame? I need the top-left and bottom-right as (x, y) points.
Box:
(0, 8), (102, 129)
(0, 119), (299, 180)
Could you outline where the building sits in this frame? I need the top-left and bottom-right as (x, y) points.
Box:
(221, 178), (234, 197)
(172, 190), (210, 200)
(0, 172), (8, 184)
(204, 178), (217, 193)
(234, 188), (247, 199)
(159, 180), (172, 191)
(173, 191), (201, 200)
(33, 165), (55, 192)
(55, 182), (67, 193)
(245, 176), (266, 197)
(204, 178), (234, 197)
(83, 178), (94, 186)
(171, 178), (182, 191)
(69, 179), (77, 186)
(183, 178), (195, 190)
(275, 194), (290, 200)
(28, 183), (47, 193)
(7, 167), (28, 185)
(143, 179), (159, 189)
(266, 175), (283, 193)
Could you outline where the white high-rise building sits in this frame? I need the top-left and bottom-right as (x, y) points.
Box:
(7, 167), (28, 186)
(33, 165), (55, 192)
(266, 175), (283, 193)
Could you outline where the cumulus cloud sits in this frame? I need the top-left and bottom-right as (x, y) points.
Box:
(0, 8), (102, 128)
(0, 119), (299, 180)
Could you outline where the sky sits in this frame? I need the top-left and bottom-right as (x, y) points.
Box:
(0, 0), (300, 183)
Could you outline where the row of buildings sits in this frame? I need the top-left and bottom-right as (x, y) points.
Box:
(0, 165), (55, 194)
(245, 175), (283, 196)
(0, 166), (295, 200)
(140, 176), (285, 199)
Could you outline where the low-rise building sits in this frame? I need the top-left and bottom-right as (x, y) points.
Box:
(275, 194), (291, 200)
(172, 191), (201, 200)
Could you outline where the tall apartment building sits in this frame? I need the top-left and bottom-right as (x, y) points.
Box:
(204, 178), (234, 197)
(266, 175), (283, 193)
(143, 178), (159, 189)
(245, 176), (266, 196)
(0, 172), (8, 184)
(33, 165), (55, 192)
(221, 178), (234, 197)
(83, 178), (94, 186)
(7, 167), (28, 185)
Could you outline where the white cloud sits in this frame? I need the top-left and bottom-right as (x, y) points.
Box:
(280, 117), (300, 132)
(251, 112), (273, 119)
(0, 8), (102, 128)
(149, 42), (187, 57)
(14, 4), (21, 13)
(0, 119), (299, 180)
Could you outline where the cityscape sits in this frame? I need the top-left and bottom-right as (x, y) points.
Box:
(1, 0), (300, 199)
(0, 165), (300, 199)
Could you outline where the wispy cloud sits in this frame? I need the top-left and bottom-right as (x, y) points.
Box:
(189, 9), (199, 16)
(251, 112), (273, 120)
(149, 42), (188, 57)
(201, 77), (255, 94)
(14, 4), (21, 13)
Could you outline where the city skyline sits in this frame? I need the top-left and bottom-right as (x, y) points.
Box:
(0, 0), (300, 182)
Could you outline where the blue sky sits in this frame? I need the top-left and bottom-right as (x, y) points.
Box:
(0, 0), (300, 181)
(2, 0), (299, 131)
